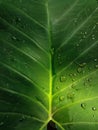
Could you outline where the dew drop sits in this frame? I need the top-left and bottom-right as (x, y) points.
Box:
(59, 96), (64, 101)
(94, 59), (97, 62)
(16, 17), (21, 23)
(73, 73), (77, 77)
(92, 107), (96, 111)
(56, 86), (60, 89)
(67, 92), (75, 101)
(87, 78), (92, 82)
(77, 67), (82, 73)
(92, 35), (95, 40)
(95, 65), (98, 68)
(79, 62), (87, 67)
(71, 83), (76, 89)
(81, 103), (86, 109)
(11, 36), (17, 40)
(85, 32), (87, 34)
(0, 122), (4, 126)
(69, 73), (73, 77)
(72, 78), (75, 81)
(76, 44), (79, 47)
(60, 76), (66, 82)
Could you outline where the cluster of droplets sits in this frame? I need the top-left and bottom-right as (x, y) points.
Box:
(83, 77), (92, 87)
(81, 103), (97, 112)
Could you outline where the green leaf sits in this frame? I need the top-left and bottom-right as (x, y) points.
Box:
(0, 0), (98, 130)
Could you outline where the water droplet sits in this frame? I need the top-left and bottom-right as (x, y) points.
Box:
(0, 122), (4, 126)
(72, 78), (75, 81)
(92, 35), (95, 40)
(60, 76), (66, 82)
(87, 78), (92, 82)
(67, 92), (75, 101)
(79, 62), (87, 67)
(94, 59), (97, 62)
(16, 17), (21, 23)
(73, 73), (77, 77)
(83, 35), (86, 39)
(56, 86), (60, 89)
(92, 25), (96, 30)
(69, 73), (73, 77)
(92, 107), (96, 111)
(76, 44), (79, 47)
(95, 65), (98, 68)
(11, 36), (17, 40)
(81, 103), (86, 109)
(71, 83), (77, 89)
(84, 32), (87, 34)
(77, 67), (82, 73)
(59, 96), (64, 101)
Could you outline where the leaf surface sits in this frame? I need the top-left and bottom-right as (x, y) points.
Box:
(0, 0), (98, 130)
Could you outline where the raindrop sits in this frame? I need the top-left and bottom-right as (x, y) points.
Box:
(76, 44), (79, 47)
(73, 73), (77, 77)
(77, 67), (82, 73)
(84, 32), (87, 34)
(79, 39), (83, 43)
(92, 25), (96, 30)
(11, 36), (17, 41)
(82, 70), (85, 74)
(92, 35), (95, 40)
(60, 76), (66, 82)
(71, 83), (76, 89)
(95, 65), (98, 68)
(92, 107), (96, 111)
(72, 78), (75, 81)
(69, 73), (73, 77)
(0, 122), (4, 126)
(81, 103), (86, 109)
(83, 35), (86, 39)
(56, 86), (60, 89)
(16, 17), (21, 23)
(79, 62), (87, 67)
(87, 78), (92, 82)
(94, 59), (97, 62)
(67, 92), (75, 101)
(59, 96), (64, 101)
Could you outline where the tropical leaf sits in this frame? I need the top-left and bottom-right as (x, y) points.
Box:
(0, 0), (98, 130)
